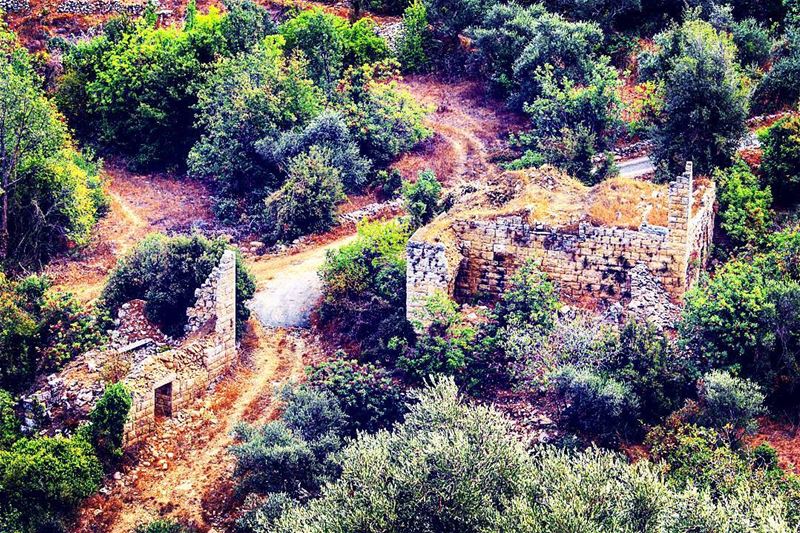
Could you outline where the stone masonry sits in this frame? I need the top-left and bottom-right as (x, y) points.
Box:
(406, 163), (716, 322)
(22, 250), (239, 446)
(123, 250), (237, 443)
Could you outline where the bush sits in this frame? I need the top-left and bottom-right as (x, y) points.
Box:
(493, 260), (558, 332)
(262, 146), (345, 243)
(400, 292), (478, 384)
(307, 357), (405, 435)
(0, 274), (106, 392)
(0, 390), (19, 450)
(320, 220), (413, 362)
(753, 18), (800, 111)
(397, 0), (431, 72)
(263, 377), (795, 532)
(188, 37), (324, 209)
(134, 520), (192, 533)
(549, 365), (640, 443)
(58, 10), (230, 169)
(279, 9), (389, 93)
(336, 61), (433, 166)
(424, 0), (497, 38)
(100, 233), (256, 337)
(85, 382), (132, 466)
(760, 115), (800, 203)
(514, 62), (622, 183)
(679, 254), (800, 406)
(640, 17), (748, 176)
(231, 386), (345, 500)
(265, 111), (371, 193)
(715, 159), (773, 250)
(0, 434), (103, 532)
(697, 370), (765, 439)
(219, 0), (276, 54)
(402, 170), (442, 227)
(469, 3), (604, 109)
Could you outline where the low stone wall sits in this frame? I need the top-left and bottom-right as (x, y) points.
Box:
(406, 165), (716, 321)
(56, 0), (154, 15)
(0, 0), (30, 13)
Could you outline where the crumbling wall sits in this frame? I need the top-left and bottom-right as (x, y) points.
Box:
(406, 165), (716, 321)
(123, 250), (237, 443)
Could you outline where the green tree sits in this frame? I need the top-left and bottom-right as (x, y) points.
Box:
(262, 146), (345, 243)
(402, 170), (442, 227)
(0, 390), (19, 450)
(397, 0), (431, 72)
(697, 369), (765, 442)
(760, 115), (800, 202)
(715, 159), (774, 249)
(640, 17), (748, 176)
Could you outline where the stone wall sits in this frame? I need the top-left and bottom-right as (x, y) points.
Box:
(0, 0), (30, 13)
(406, 164), (716, 322)
(123, 250), (237, 443)
(56, 0), (155, 15)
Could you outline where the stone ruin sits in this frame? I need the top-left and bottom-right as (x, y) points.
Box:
(406, 163), (715, 327)
(22, 250), (238, 445)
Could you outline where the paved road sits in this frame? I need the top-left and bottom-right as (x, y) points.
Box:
(618, 155), (655, 178)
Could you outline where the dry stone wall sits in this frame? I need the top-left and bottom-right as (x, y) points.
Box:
(123, 250), (237, 443)
(407, 164), (716, 322)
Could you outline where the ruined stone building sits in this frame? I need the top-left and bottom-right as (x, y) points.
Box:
(406, 163), (716, 324)
(23, 250), (238, 444)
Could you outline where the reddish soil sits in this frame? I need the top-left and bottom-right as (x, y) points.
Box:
(393, 75), (525, 186)
(751, 418), (800, 474)
(73, 323), (319, 532)
(44, 160), (216, 303)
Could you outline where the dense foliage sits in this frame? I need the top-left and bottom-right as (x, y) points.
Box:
(320, 220), (413, 362)
(0, 27), (106, 271)
(0, 274), (106, 392)
(760, 115), (800, 203)
(715, 159), (774, 250)
(259, 378), (797, 531)
(100, 233), (255, 337)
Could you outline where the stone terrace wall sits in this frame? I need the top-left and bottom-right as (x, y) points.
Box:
(406, 165), (715, 321)
(123, 250), (237, 443)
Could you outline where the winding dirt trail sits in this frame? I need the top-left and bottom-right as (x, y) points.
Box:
(393, 75), (525, 186)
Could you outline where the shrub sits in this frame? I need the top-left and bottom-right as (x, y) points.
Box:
(58, 10), (229, 169)
(424, 0), (497, 38)
(493, 259), (558, 332)
(753, 17), (800, 111)
(400, 292), (478, 383)
(760, 115), (800, 203)
(0, 30), (106, 270)
(0, 390), (19, 450)
(336, 61), (433, 165)
(469, 3), (604, 109)
(397, 0), (431, 72)
(266, 111), (371, 193)
(320, 220), (413, 362)
(307, 357), (405, 435)
(100, 233), (255, 337)
(402, 170), (442, 227)
(0, 274), (106, 392)
(263, 377), (795, 532)
(697, 370), (765, 439)
(715, 159), (773, 250)
(188, 37), (324, 207)
(262, 146), (345, 243)
(640, 17), (748, 176)
(231, 386), (345, 499)
(0, 434), (103, 532)
(515, 61), (622, 183)
(549, 365), (640, 443)
(86, 382), (132, 466)
(134, 520), (192, 533)
(219, 0), (276, 54)
(279, 9), (388, 93)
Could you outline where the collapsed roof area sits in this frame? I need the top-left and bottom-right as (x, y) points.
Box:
(407, 164), (716, 325)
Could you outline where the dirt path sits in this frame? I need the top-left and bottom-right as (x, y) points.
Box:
(247, 235), (357, 328)
(393, 75), (525, 186)
(44, 162), (216, 303)
(75, 323), (318, 532)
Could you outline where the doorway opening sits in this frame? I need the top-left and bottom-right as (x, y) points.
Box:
(154, 382), (173, 419)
